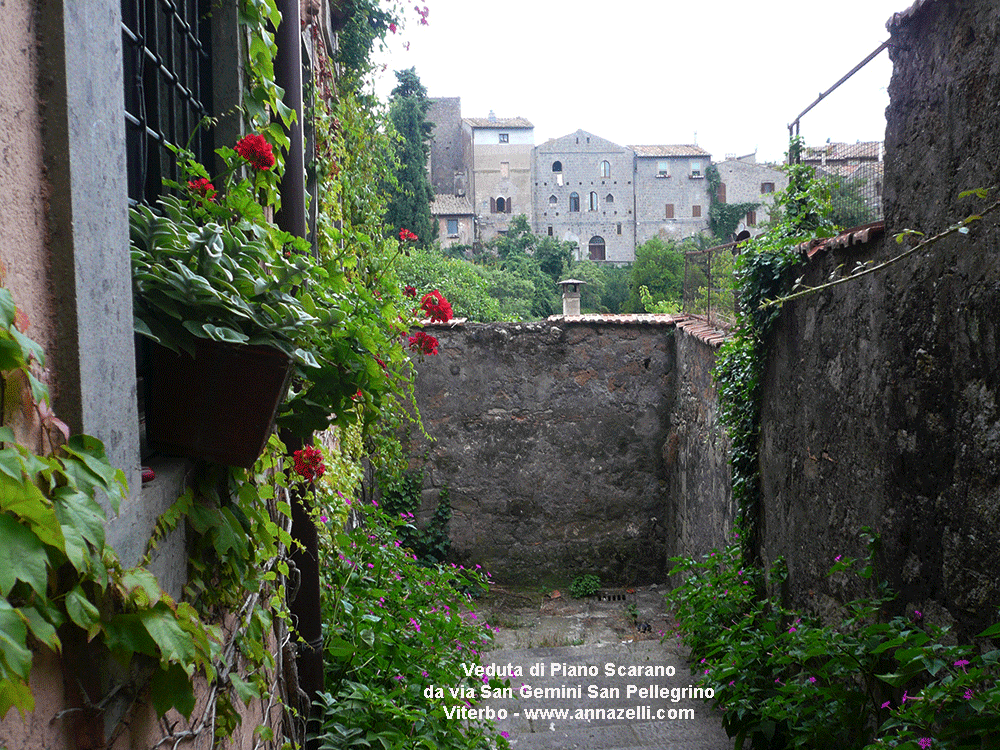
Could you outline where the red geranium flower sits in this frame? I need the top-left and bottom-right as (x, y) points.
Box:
(293, 445), (326, 482)
(187, 177), (217, 202)
(399, 228), (418, 242)
(408, 331), (439, 355)
(420, 289), (453, 323)
(235, 133), (276, 170)
(403, 285), (417, 298)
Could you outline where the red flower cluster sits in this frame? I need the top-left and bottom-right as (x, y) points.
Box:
(293, 445), (326, 482)
(235, 133), (276, 170)
(408, 331), (439, 356)
(403, 285), (417, 298)
(399, 228), (418, 242)
(187, 177), (217, 202)
(420, 289), (453, 323)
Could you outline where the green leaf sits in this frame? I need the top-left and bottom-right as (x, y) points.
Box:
(65, 586), (101, 630)
(0, 599), (32, 679)
(0, 513), (50, 597)
(0, 673), (35, 719)
(977, 622), (1000, 638)
(21, 605), (61, 653)
(0, 289), (17, 329)
(151, 662), (196, 718)
(52, 486), (107, 572)
(139, 604), (197, 666)
(122, 569), (163, 608)
(230, 672), (261, 705)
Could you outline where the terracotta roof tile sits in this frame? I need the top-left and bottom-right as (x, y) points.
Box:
(463, 116), (533, 128)
(630, 145), (711, 158)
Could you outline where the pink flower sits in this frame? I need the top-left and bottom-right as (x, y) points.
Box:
(235, 133), (275, 170)
(918, 739), (932, 749)
(187, 177), (216, 202)
(420, 289), (453, 323)
(293, 446), (325, 482)
(408, 330), (439, 355)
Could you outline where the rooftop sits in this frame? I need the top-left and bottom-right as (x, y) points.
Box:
(630, 144), (711, 157)
(463, 116), (533, 129)
(430, 194), (474, 215)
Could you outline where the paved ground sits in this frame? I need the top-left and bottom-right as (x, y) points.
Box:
(473, 586), (732, 750)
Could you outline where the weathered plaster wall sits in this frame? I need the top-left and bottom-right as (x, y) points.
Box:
(756, 0), (1000, 638)
(405, 318), (732, 585)
(0, 0), (55, 450)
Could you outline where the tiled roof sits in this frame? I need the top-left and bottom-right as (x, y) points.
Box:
(630, 145), (711, 157)
(463, 116), (533, 128)
(794, 221), (886, 259)
(546, 313), (680, 326)
(430, 194), (474, 215)
(802, 141), (882, 162)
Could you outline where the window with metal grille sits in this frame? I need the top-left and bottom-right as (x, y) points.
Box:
(121, 0), (214, 206)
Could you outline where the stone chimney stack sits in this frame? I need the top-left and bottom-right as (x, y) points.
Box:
(558, 279), (586, 316)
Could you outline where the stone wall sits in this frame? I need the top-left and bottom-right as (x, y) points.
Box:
(756, 0), (1000, 639)
(404, 317), (732, 586)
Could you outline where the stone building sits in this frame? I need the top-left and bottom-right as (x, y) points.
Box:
(462, 112), (535, 241)
(532, 130), (637, 262)
(711, 154), (789, 237)
(431, 194), (476, 248)
(427, 97), (467, 197)
(428, 100), (715, 260)
(632, 144), (713, 246)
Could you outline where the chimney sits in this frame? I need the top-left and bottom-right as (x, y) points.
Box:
(558, 279), (586, 316)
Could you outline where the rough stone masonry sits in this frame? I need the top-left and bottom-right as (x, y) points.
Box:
(403, 317), (732, 585)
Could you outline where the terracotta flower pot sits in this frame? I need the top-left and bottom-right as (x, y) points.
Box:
(146, 339), (293, 468)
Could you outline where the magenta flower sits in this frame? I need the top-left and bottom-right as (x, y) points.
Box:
(918, 739), (932, 749)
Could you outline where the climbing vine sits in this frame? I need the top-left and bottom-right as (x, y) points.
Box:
(706, 163), (759, 241)
(714, 138), (836, 562)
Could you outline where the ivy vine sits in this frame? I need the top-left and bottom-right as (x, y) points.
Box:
(714, 138), (836, 563)
(706, 163), (760, 241)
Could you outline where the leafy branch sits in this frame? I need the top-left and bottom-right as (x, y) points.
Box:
(761, 188), (1000, 309)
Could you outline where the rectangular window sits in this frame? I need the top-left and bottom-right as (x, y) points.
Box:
(498, 133), (509, 143)
(746, 210), (757, 226)
(616, 222), (622, 235)
(657, 160), (670, 177)
(690, 161), (702, 178)
(761, 182), (775, 193)
(692, 204), (702, 218)
(122, 0), (214, 204)
(447, 219), (459, 236)
(548, 226), (553, 236)
(665, 203), (675, 219)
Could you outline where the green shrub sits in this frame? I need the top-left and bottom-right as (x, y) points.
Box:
(569, 574), (601, 599)
(665, 531), (1000, 749)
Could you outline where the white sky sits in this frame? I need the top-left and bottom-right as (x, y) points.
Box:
(372, 0), (910, 164)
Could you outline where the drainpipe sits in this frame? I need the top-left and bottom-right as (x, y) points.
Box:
(272, 0), (323, 740)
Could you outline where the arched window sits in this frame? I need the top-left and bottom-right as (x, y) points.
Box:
(600, 160), (611, 178)
(496, 196), (506, 213)
(589, 192), (598, 211)
(569, 192), (580, 212)
(548, 195), (557, 205)
(552, 161), (563, 172)
(588, 236), (606, 261)
(605, 193), (614, 204)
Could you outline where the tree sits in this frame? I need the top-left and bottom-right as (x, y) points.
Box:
(625, 237), (685, 312)
(386, 68), (436, 246)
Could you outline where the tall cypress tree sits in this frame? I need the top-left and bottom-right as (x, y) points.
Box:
(386, 68), (436, 246)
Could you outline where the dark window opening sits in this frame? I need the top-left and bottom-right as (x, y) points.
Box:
(552, 161), (563, 172)
(569, 192), (580, 212)
(588, 236), (606, 261)
(122, 0), (214, 206)
(761, 181), (775, 193)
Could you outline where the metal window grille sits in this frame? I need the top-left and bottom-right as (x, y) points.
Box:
(121, 0), (213, 205)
